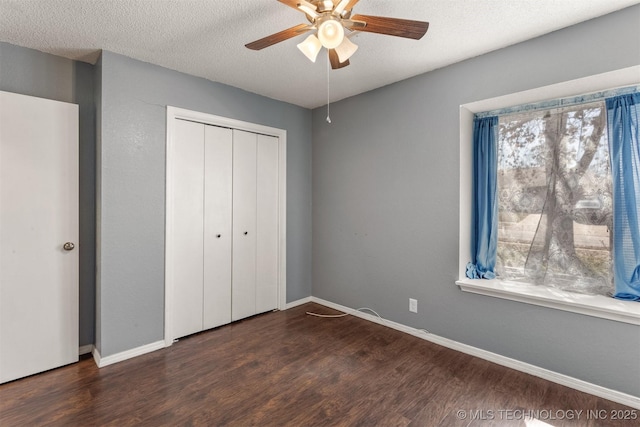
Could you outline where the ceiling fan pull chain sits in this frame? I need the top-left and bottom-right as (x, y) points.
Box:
(326, 51), (332, 124)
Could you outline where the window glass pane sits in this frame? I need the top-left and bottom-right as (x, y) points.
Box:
(496, 101), (613, 296)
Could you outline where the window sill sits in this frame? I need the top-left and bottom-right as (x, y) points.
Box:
(456, 278), (640, 325)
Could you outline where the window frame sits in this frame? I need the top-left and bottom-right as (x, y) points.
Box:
(458, 66), (640, 325)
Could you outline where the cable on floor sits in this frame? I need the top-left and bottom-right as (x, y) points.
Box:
(305, 311), (349, 318)
(356, 307), (382, 318)
(305, 307), (381, 318)
(306, 306), (431, 335)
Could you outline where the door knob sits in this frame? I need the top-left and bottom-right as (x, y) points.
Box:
(63, 242), (75, 251)
(216, 234), (221, 238)
(244, 231), (248, 235)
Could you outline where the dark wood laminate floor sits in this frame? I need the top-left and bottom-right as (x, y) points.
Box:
(0, 303), (636, 426)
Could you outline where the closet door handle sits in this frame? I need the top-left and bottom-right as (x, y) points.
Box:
(244, 231), (248, 235)
(216, 234), (221, 238)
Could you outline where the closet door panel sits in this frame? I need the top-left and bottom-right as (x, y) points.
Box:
(203, 125), (233, 329)
(171, 120), (204, 338)
(256, 135), (279, 314)
(232, 130), (257, 321)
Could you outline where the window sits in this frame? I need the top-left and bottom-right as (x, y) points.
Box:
(456, 66), (640, 324)
(496, 101), (613, 297)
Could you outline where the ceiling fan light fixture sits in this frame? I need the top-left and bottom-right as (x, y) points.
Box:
(334, 0), (351, 15)
(334, 36), (358, 63)
(297, 34), (323, 62)
(297, 4), (319, 19)
(245, 1), (429, 71)
(317, 19), (345, 49)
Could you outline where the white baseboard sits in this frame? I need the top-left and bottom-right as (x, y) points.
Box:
(310, 296), (640, 410)
(92, 340), (165, 368)
(285, 296), (313, 310)
(79, 344), (93, 356)
(96, 295), (312, 366)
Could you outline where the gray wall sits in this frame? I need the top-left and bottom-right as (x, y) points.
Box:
(1, 5), (636, 397)
(311, 6), (640, 398)
(0, 42), (96, 347)
(96, 51), (312, 356)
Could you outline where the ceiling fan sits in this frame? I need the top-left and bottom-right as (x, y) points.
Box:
(245, 0), (429, 69)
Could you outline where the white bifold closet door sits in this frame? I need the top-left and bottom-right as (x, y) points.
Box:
(231, 130), (258, 321)
(254, 134), (279, 314)
(204, 126), (233, 330)
(171, 119), (206, 339)
(232, 131), (279, 321)
(170, 120), (278, 340)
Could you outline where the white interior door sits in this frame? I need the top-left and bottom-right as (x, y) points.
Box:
(256, 135), (279, 314)
(203, 125), (233, 329)
(170, 119), (205, 339)
(232, 130), (257, 321)
(0, 91), (79, 384)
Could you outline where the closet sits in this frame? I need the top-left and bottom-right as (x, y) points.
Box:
(167, 112), (282, 341)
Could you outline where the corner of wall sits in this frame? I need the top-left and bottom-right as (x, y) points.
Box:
(94, 52), (103, 354)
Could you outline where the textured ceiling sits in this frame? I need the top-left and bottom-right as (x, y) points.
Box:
(0, 0), (638, 108)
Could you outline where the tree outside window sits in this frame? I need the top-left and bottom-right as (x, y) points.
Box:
(496, 101), (613, 296)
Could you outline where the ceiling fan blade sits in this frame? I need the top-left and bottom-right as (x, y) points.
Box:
(350, 14), (429, 40)
(328, 49), (350, 69)
(245, 23), (312, 50)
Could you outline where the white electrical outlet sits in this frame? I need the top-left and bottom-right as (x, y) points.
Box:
(409, 298), (418, 313)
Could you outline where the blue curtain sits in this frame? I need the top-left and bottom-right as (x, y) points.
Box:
(467, 116), (498, 279)
(606, 93), (640, 301)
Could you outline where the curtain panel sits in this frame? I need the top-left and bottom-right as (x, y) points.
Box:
(606, 93), (640, 301)
(467, 116), (498, 279)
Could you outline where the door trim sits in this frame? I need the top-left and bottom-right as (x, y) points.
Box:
(164, 106), (287, 347)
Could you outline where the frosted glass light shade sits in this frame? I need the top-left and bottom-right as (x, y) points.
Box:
(334, 37), (358, 63)
(297, 34), (323, 62)
(317, 19), (344, 49)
